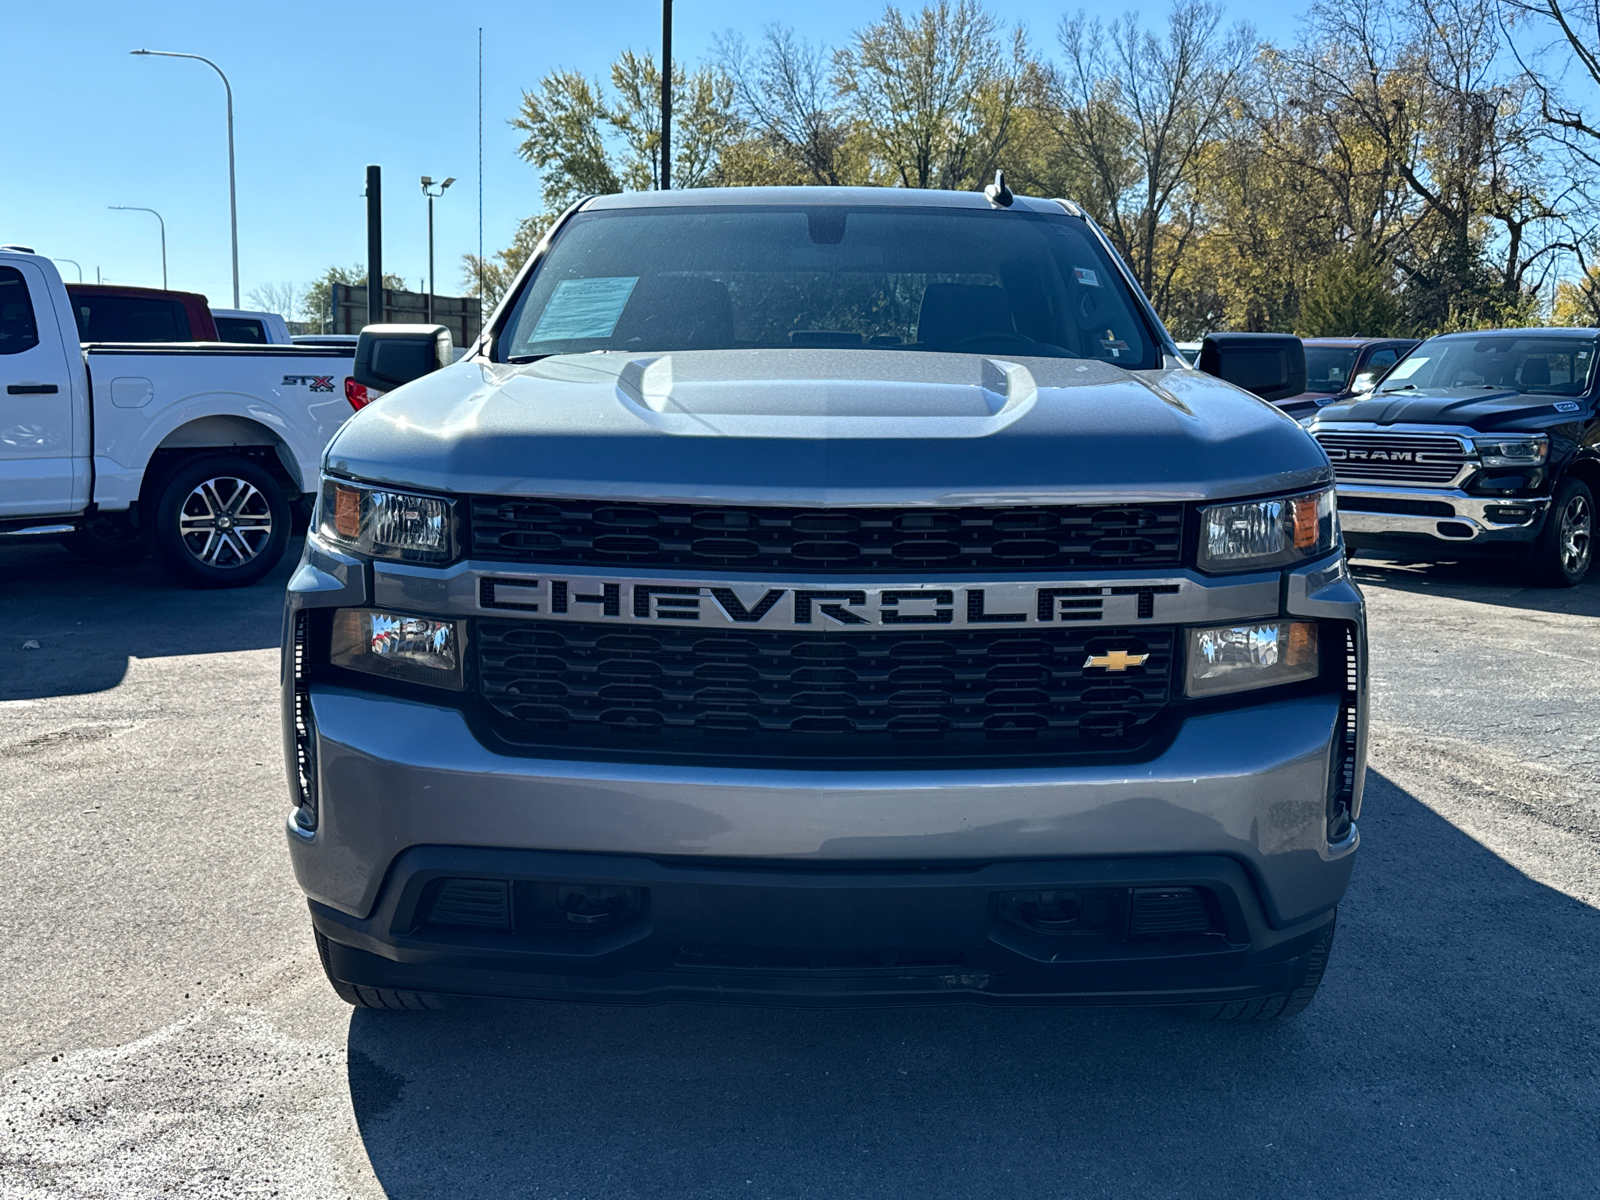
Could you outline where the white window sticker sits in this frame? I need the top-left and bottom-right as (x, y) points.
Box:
(1388, 356), (1429, 380)
(1074, 267), (1100, 287)
(530, 277), (639, 342)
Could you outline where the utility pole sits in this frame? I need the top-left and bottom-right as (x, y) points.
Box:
(130, 51), (238, 306)
(421, 177), (455, 325)
(661, 0), (672, 190)
(109, 206), (167, 290)
(478, 26), (484, 320)
(366, 165), (383, 329)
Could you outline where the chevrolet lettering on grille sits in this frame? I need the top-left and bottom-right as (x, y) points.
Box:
(477, 575), (1183, 630)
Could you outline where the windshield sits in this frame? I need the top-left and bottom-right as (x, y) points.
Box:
(1303, 346), (1360, 393)
(498, 205), (1158, 367)
(1382, 336), (1596, 397)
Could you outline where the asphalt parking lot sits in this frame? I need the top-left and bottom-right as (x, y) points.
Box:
(1, 540), (1597, 1199)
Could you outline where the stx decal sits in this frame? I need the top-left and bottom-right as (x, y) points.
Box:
(283, 374), (337, 392)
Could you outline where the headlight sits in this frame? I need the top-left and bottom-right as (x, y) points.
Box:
(1472, 434), (1548, 468)
(1186, 620), (1319, 697)
(318, 476), (453, 562)
(330, 608), (463, 689)
(1197, 488), (1337, 573)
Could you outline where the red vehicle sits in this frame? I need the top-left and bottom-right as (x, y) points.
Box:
(64, 283), (219, 343)
(1277, 337), (1419, 421)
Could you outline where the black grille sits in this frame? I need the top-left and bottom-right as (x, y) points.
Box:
(1313, 432), (1469, 485)
(468, 498), (1185, 574)
(476, 620), (1176, 764)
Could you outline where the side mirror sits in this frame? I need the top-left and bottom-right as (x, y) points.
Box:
(1197, 333), (1307, 403)
(353, 324), (453, 391)
(1349, 370), (1380, 396)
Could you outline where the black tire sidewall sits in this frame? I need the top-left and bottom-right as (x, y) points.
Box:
(150, 455), (291, 589)
(1531, 477), (1594, 588)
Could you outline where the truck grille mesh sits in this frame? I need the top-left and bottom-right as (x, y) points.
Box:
(1312, 432), (1469, 485)
(476, 620), (1176, 763)
(468, 498), (1184, 574)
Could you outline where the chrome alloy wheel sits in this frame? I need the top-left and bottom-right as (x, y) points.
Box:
(1560, 491), (1593, 579)
(177, 475), (274, 568)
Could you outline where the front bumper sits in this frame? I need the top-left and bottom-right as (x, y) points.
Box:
(283, 535), (1366, 1005)
(1339, 484), (1548, 550)
(310, 848), (1339, 1007)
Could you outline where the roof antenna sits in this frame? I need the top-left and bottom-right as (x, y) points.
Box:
(984, 169), (1014, 208)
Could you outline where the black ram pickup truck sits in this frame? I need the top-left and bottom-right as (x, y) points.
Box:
(1310, 327), (1599, 586)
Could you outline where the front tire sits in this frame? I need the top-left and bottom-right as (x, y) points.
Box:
(149, 455), (290, 589)
(1528, 478), (1594, 588)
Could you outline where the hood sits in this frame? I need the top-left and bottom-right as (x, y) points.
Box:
(1314, 386), (1588, 431)
(325, 349), (1332, 505)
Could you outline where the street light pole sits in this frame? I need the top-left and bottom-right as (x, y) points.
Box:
(52, 259), (83, 283)
(661, 0), (672, 190)
(109, 206), (167, 290)
(420, 176), (454, 325)
(130, 49), (238, 306)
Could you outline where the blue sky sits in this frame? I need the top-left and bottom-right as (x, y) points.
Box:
(1, 0), (1304, 311)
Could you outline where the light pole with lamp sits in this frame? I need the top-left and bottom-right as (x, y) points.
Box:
(52, 259), (83, 283)
(129, 49), (238, 307)
(109, 206), (167, 290)
(420, 176), (454, 324)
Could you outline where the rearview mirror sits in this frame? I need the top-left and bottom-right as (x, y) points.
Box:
(354, 324), (453, 391)
(1197, 333), (1307, 403)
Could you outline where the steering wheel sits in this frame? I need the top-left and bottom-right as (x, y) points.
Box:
(949, 332), (1036, 350)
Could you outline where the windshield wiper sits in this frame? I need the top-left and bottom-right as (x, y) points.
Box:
(1380, 383), (1417, 392)
(506, 354), (555, 364)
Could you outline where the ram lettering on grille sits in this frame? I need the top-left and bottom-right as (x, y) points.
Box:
(1312, 433), (1468, 485)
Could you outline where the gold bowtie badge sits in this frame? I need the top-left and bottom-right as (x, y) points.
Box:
(1083, 649), (1149, 672)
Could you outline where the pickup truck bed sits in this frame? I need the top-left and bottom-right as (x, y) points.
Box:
(2, 249), (362, 586)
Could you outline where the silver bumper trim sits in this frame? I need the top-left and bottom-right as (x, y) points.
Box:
(1337, 485), (1547, 544)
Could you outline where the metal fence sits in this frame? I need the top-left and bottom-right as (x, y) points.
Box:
(329, 284), (482, 347)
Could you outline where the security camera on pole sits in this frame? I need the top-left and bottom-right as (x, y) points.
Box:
(421, 176), (455, 325)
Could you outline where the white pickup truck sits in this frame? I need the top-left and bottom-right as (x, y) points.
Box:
(0, 247), (366, 587)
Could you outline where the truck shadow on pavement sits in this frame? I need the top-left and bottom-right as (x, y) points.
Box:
(0, 540), (297, 701)
(1350, 553), (1600, 617)
(343, 770), (1600, 1200)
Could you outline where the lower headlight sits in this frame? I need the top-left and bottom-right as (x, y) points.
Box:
(1186, 620), (1319, 697)
(330, 609), (463, 690)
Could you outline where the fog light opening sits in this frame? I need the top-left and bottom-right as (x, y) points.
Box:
(557, 884), (639, 926)
(999, 889), (1121, 936)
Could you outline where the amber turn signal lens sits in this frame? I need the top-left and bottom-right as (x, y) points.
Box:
(333, 485), (361, 538)
(1292, 494), (1320, 549)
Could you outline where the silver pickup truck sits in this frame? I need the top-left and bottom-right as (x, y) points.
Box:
(283, 186), (1366, 1018)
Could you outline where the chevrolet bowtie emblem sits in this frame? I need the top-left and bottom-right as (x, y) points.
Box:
(1083, 649), (1149, 671)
